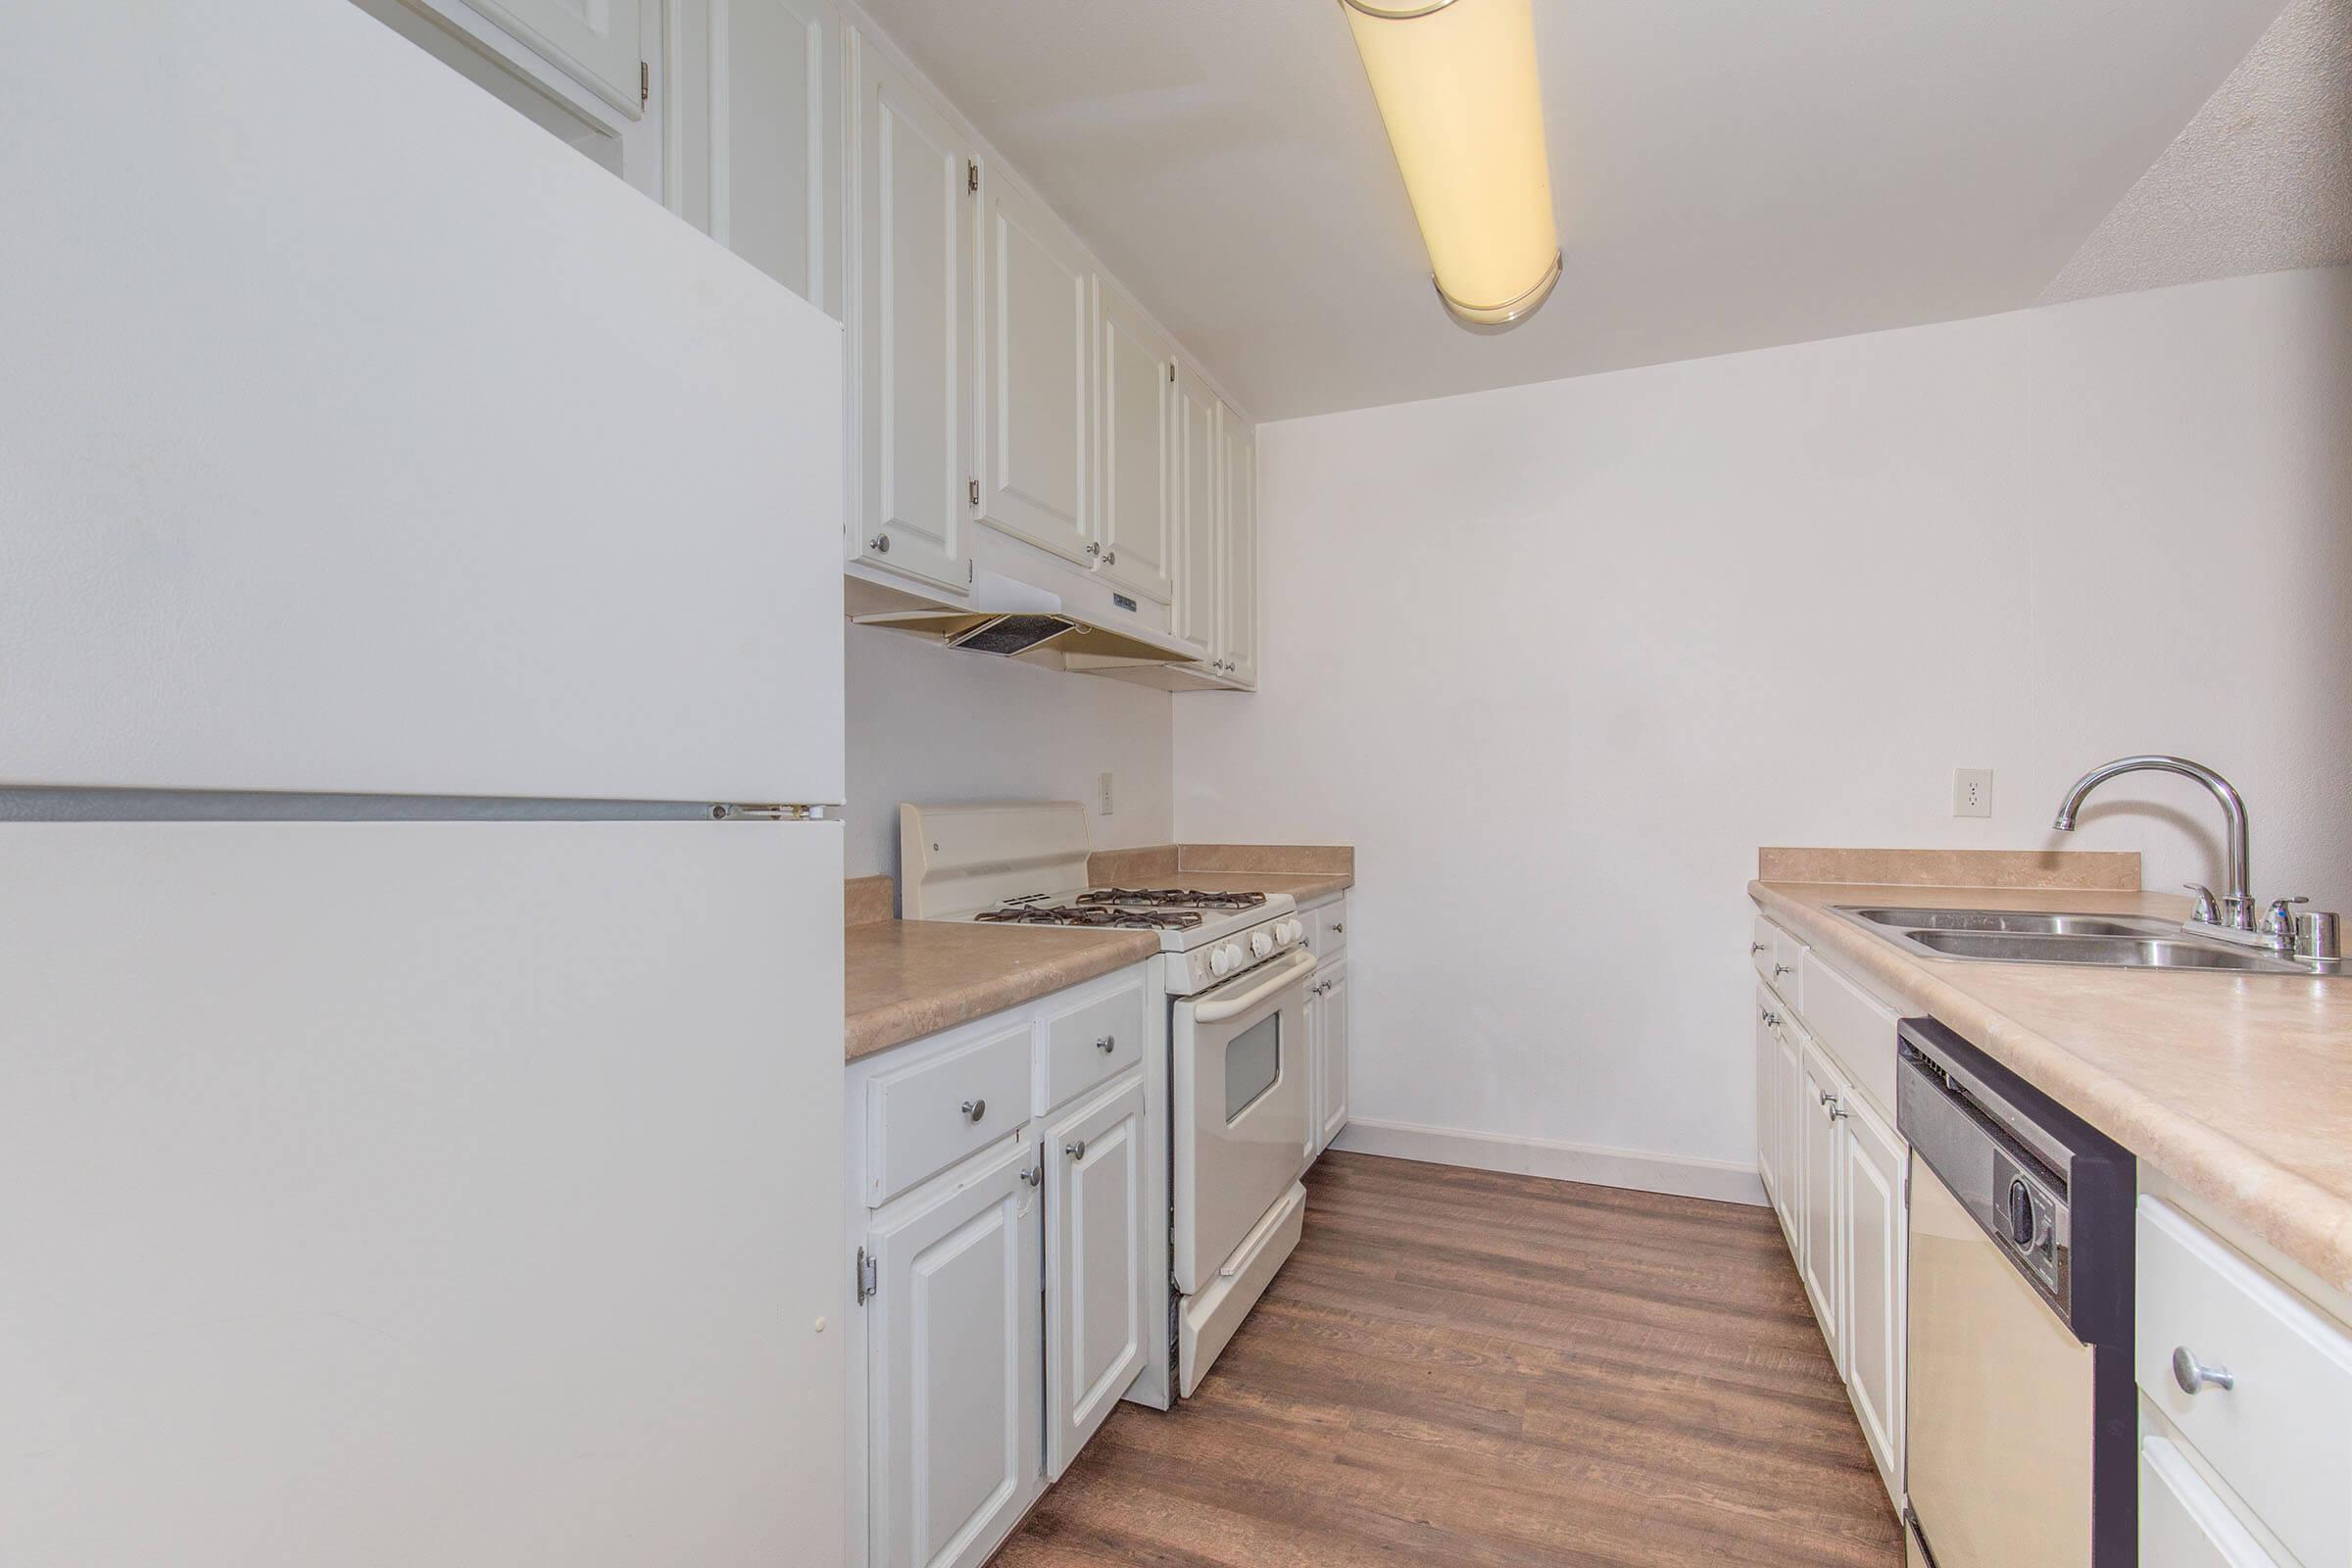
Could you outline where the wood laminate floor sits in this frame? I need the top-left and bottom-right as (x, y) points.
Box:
(993, 1152), (1903, 1568)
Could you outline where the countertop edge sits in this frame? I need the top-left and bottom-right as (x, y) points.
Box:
(846, 929), (1162, 1063)
(1750, 879), (2352, 1295)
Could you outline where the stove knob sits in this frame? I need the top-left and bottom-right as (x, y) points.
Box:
(1278, 918), (1302, 946)
(1250, 929), (1275, 958)
(1209, 945), (1236, 978)
(2004, 1179), (2036, 1248)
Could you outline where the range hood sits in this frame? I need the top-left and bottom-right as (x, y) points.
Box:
(846, 560), (1201, 666)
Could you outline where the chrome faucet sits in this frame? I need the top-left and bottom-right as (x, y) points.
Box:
(2052, 756), (2255, 932)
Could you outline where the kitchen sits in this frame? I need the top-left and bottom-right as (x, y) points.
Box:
(4, 3), (2348, 1567)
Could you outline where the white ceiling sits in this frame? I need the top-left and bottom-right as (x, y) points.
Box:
(858, 0), (2292, 419)
(2041, 0), (2352, 304)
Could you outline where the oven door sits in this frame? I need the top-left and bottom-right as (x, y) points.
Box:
(1170, 946), (1315, 1297)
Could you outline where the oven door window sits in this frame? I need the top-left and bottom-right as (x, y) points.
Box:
(1225, 1011), (1281, 1123)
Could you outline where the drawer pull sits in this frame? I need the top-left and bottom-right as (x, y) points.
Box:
(1095, 1033), (1116, 1054)
(1773, 962), (1793, 978)
(1332, 921), (1345, 934)
(1751, 942), (1766, 955)
(959, 1098), (987, 1123)
(1064, 1140), (1088, 1161)
(2171, 1347), (2236, 1396)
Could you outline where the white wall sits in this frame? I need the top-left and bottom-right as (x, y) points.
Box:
(844, 624), (1173, 881)
(1174, 266), (2352, 1181)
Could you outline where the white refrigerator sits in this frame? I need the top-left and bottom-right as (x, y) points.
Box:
(0, 6), (846, 1565)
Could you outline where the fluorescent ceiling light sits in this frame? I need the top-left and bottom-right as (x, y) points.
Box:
(1342, 0), (1561, 328)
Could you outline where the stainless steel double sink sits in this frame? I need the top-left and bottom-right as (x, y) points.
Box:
(1834, 906), (2312, 974)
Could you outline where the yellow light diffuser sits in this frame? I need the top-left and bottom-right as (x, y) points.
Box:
(1342, 0), (1561, 327)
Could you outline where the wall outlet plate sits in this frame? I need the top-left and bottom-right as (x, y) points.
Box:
(1099, 771), (1114, 816)
(1954, 768), (1993, 817)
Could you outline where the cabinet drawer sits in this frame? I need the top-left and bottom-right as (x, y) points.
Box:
(2136, 1198), (2352, 1568)
(1797, 949), (1899, 1119)
(864, 1021), (1034, 1206)
(1309, 899), (1348, 958)
(2141, 1435), (2285, 1568)
(1754, 913), (1802, 994)
(1038, 973), (1148, 1114)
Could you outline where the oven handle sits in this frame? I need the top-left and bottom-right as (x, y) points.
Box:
(1189, 948), (1316, 1023)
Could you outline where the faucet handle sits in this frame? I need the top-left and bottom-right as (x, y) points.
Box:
(2265, 896), (2310, 938)
(2181, 883), (2222, 924)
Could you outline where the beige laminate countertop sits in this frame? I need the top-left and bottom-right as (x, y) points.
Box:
(844, 867), (1353, 1062)
(846, 921), (1161, 1062)
(1752, 879), (2352, 1294)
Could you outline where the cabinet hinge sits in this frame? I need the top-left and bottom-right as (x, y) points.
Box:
(856, 1247), (878, 1305)
(966, 159), (979, 195)
(966, 559), (975, 584)
(1168, 363), (1176, 384)
(640, 61), (650, 108)
(968, 477), (981, 507)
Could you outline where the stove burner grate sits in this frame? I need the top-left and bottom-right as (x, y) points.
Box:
(973, 904), (1204, 930)
(1077, 887), (1268, 910)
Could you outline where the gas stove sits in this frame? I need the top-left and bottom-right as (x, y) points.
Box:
(897, 804), (1303, 991)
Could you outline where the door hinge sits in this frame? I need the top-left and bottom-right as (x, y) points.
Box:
(856, 1247), (878, 1305)
(968, 477), (981, 507)
(640, 61), (651, 108)
(966, 559), (975, 584)
(966, 159), (979, 194)
(1168, 362), (1176, 384)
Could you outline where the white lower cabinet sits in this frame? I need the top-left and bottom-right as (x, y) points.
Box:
(1044, 1076), (1149, 1477)
(864, 1138), (1043, 1568)
(1796, 1035), (1845, 1363)
(1752, 917), (1907, 1511)
(849, 965), (1159, 1568)
(1838, 1089), (1905, 1488)
(1310, 954), (1350, 1156)
(2140, 1436), (2287, 1568)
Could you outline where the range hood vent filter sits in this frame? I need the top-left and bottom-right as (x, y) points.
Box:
(945, 613), (1080, 658)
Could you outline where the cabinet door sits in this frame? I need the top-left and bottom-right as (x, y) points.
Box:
(1839, 1095), (1905, 1489)
(851, 29), (974, 593)
(1773, 1017), (1802, 1244)
(1044, 1077), (1148, 1479)
(979, 174), (1092, 564)
(665, 0), (842, 318)
(472, 0), (645, 117)
(1218, 411), (1259, 687)
(1753, 990), (1781, 1206)
(1316, 959), (1350, 1154)
(1797, 1039), (1843, 1363)
(1169, 364), (1220, 663)
(1093, 277), (1175, 605)
(866, 1139), (1042, 1568)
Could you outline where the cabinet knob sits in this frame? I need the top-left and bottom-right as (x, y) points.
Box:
(1103, 549), (1117, 564)
(2171, 1347), (2235, 1396)
(1095, 1033), (1116, 1054)
(1064, 1139), (1088, 1161)
(1332, 922), (1344, 934)
(1750, 942), (1766, 955)
(1085, 541), (1102, 557)
(867, 534), (890, 555)
(960, 1098), (986, 1123)
(1772, 962), (1793, 978)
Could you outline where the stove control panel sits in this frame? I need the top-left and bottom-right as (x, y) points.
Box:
(1166, 915), (1306, 995)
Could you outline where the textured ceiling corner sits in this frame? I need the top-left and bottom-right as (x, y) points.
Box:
(2040, 0), (2352, 304)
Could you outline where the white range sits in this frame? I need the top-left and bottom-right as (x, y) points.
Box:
(899, 802), (1316, 1404)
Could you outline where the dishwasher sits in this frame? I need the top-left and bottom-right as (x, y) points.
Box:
(1896, 1017), (2134, 1568)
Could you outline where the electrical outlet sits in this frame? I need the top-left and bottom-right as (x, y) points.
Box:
(1099, 771), (1114, 816)
(1953, 768), (1993, 818)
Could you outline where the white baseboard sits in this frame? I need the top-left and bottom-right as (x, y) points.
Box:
(1329, 1117), (1768, 1207)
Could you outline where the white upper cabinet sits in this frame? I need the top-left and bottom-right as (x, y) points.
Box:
(1093, 275), (1176, 606)
(664, 0), (842, 318)
(850, 27), (974, 593)
(978, 173), (1093, 566)
(471, 0), (644, 118)
(1169, 364), (1221, 663)
(1218, 411), (1259, 687)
